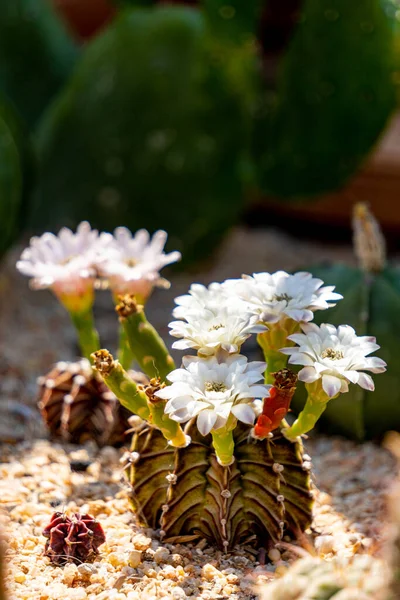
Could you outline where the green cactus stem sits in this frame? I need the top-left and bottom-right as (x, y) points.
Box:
(142, 378), (190, 449)
(211, 427), (235, 467)
(257, 317), (299, 383)
(92, 350), (188, 447)
(285, 380), (333, 440)
(67, 304), (100, 362)
(117, 324), (135, 371)
(126, 420), (313, 550)
(116, 295), (175, 380)
(92, 349), (151, 420)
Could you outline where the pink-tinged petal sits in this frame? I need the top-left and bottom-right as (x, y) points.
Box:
(167, 369), (191, 382)
(342, 370), (359, 384)
(365, 357), (387, 373)
(313, 362), (329, 375)
(322, 374), (342, 398)
(279, 347), (297, 356)
(260, 311), (280, 324)
(290, 353), (315, 366)
(197, 410), (217, 436)
(172, 339), (194, 350)
(231, 404), (255, 425)
(297, 367), (320, 383)
(287, 333), (308, 345)
(357, 373), (375, 391)
(154, 387), (177, 400)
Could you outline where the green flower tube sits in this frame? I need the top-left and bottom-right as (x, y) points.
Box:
(91, 349), (151, 420)
(116, 295), (175, 380)
(58, 290), (100, 361)
(211, 428), (235, 467)
(284, 380), (333, 440)
(257, 317), (300, 384)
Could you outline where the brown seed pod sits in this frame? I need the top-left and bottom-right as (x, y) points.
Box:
(43, 512), (106, 566)
(37, 359), (148, 447)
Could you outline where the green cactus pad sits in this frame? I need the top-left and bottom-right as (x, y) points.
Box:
(0, 105), (23, 257)
(292, 264), (400, 441)
(0, 0), (78, 127)
(126, 421), (312, 550)
(202, 0), (263, 43)
(253, 0), (396, 198)
(34, 6), (253, 263)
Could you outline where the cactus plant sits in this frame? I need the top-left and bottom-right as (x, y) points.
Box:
(125, 413), (312, 550)
(43, 512), (106, 565)
(18, 221), (388, 550)
(292, 203), (400, 441)
(37, 359), (146, 447)
(0, 0), (78, 127)
(34, 5), (255, 263)
(0, 103), (23, 257)
(253, 0), (396, 197)
(258, 553), (387, 599)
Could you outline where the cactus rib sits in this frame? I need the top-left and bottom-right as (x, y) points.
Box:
(126, 421), (312, 550)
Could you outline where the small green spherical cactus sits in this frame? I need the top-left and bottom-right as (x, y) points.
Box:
(293, 203), (400, 440)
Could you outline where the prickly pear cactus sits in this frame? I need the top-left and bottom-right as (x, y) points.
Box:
(126, 420), (312, 550)
(35, 6), (253, 263)
(0, 103), (23, 257)
(293, 204), (400, 440)
(0, 0), (78, 127)
(253, 0), (396, 197)
(202, 0), (263, 43)
(258, 554), (387, 599)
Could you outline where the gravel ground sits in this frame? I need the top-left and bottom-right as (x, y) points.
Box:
(0, 226), (397, 599)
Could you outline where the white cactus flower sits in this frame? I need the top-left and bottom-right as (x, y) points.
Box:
(154, 354), (271, 436)
(16, 221), (99, 297)
(172, 282), (234, 320)
(97, 228), (181, 299)
(280, 322), (387, 397)
(223, 271), (342, 324)
(169, 306), (266, 355)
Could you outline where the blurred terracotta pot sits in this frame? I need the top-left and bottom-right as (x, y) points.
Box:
(52, 0), (116, 41)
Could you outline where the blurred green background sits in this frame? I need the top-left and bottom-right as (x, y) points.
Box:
(1, 0), (400, 262)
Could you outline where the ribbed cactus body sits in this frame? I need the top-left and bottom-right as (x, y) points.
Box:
(126, 421), (312, 550)
(292, 263), (400, 440)
(37, 360), (144, 447)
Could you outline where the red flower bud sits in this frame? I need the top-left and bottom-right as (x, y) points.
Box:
(254, 369), (297, 438)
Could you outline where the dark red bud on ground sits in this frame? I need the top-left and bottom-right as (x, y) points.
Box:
(43, 512), (106, 565)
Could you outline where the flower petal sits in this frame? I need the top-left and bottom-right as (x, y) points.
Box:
(231, 403), (255, 425)
(322, 374), (342, 398)
(197, 410), (217, 436)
